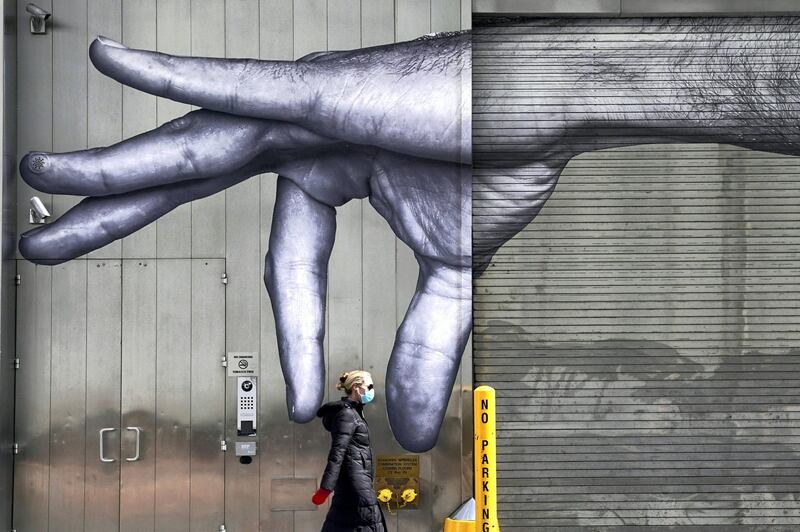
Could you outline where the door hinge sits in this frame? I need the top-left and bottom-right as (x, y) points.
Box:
(220, 440), (227, 452)
(219, 525), (226, 532)
(221, 354), (228, 368)
(13, 358), (19, 370)
(12, 443), (19, 455)
(221, 272), (228, 285)
(14, 274), (20, 286)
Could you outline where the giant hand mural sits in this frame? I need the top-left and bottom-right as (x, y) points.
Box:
(20, 31), (472, 454)
(18, 17), (800, 452)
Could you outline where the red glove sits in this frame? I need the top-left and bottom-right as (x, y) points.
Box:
(312, 488), (331, 505)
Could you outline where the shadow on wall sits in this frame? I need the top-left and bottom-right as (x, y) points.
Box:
(479, 319), (800, 527)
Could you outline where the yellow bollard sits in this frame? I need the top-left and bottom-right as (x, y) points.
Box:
(444, 517), (476, 532)
(474, 386), (500, 532)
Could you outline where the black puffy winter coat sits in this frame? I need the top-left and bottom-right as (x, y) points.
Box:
(317, 398), (387, 532)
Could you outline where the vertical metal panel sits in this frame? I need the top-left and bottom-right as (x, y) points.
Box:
(324, 11), (362, 529)
(87, 0), (123, 259)
(155, 1), (192, 259)
(120, 259), (156, 532)
(223, 1), (262, 529)
(473, 17), (800, 529)
(190, 259), (226, 529)
(361, 184), (401, 532)
(258, 0), (295, 528)
(154, 259), (192, 530)
(428, 8), (468, 527)
(297, 3), (367, 529)
(0, 0), (16, 525)
(12, 262), (51, 532)
(48, 260), (87, 532)
(51, 0), (87, 219)
(0, 261), (15, 529)
(85, 259), (122, 532)
(360, 2), (399, 529)
(459, 334), (473, 500)
(393, 4), (431, 531)
(15, 0), (52, 258)
(290, 2), (329, 530)
(361, 0), (394, 47)
(396, 0), (431, 42)
(190, 0), (226, 258)
(459, 0), (473, 496)
(46, 26), (90, 531)
(293, 0), (327, 56)
(432, 0), (461, 34)
(120, 0), (157, 258)
(47, 5), (90, 520)
(326, 0), (363, 398)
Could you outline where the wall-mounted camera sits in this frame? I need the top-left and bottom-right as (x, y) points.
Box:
(29, 196), (50, 224)
(26, 3), (51, 35)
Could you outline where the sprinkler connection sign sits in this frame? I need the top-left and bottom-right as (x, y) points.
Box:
(375, 454), (420, 509)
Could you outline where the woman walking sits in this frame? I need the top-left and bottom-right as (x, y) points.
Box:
(312, 370), (387, 532)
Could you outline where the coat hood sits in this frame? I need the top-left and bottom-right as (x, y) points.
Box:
(316, 398), (362, 431)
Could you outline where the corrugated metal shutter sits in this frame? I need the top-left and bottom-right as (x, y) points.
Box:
(473, 17), (800, 529)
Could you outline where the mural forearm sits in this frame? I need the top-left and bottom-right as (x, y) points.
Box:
(488, 18), (800, 158)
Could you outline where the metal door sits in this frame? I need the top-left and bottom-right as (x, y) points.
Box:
(13, 258), (226, 531)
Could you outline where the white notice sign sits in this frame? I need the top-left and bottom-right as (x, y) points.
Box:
(227, 352), (259, 377)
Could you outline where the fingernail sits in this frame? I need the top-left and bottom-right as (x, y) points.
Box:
(25, 153), (49, 174)
(96, 35), (127, 49)
(19, 225), (45, 238)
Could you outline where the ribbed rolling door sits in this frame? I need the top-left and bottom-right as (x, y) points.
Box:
(473, 17), (800, 529)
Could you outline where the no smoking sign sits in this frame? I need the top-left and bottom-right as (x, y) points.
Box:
(227, 352), (258, 377)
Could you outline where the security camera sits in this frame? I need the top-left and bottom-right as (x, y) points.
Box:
(26, 3), (51, 34)
(29, 196), (50, 224)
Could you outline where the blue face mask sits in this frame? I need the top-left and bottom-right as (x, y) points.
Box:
(360, 388), (375, 404)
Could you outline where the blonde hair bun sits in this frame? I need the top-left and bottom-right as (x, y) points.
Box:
(336, 370), (371, 393)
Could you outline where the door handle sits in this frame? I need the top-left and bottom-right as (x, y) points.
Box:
(99, 428), (116, 463)
(125, 427), (142, 462)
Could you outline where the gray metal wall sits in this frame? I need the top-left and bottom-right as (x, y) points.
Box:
(12, 1), (471, 531)
(474, 18), (800, 530)
(0, 0), (16, 528)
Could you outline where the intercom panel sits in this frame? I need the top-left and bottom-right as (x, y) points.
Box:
(237, 376), (257, 436)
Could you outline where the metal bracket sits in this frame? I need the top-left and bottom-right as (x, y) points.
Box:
(14, 274), (20, 286)
(220, 440), (227, 452)
(12, 443), (19, 455)
(219, 525), (227, 532)
(221, 354), (228, 368)
(13, 358), (19, 370)
(221, 272), (228, 285)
